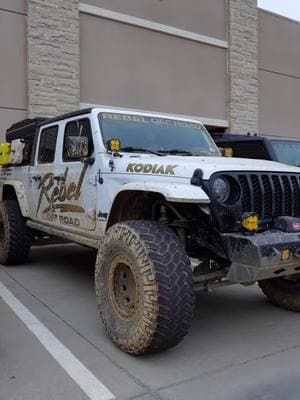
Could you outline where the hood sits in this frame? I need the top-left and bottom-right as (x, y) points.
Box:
(117, 154), (300, 180)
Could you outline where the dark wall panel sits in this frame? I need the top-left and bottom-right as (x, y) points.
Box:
(0, 8), (27, 135)
(259, 70), (300, 138)
(0, 1), (26, 14)
(80, 13), (227, 121)
(84, 0), (226, 40)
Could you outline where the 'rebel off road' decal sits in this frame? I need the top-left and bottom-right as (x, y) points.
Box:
(126, 163), (177, 175)
(36, 163), (88, 218)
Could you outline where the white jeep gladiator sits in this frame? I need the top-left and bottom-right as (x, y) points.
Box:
(1, 107), (300, 355)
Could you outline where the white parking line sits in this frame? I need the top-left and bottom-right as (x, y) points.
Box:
(0, 281), (115, 400)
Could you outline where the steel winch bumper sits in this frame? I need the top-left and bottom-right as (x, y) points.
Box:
(223, 231), (300, 283)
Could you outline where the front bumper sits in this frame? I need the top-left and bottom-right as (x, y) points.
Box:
(223, 231), (300, 283)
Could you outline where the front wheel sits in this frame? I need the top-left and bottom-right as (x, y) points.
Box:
(259, 274), (300, 311)
(95, 220), (195, 355)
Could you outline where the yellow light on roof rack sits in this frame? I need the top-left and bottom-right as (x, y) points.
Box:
(224, 147), (233, 157)
(281, 249), (290, 261)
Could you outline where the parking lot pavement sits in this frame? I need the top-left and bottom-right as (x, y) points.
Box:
(1, 244), (300, 400)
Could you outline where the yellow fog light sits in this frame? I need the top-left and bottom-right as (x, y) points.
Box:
(224, 147), (233, 157)
(241, 213), (259, 232)
(107, 138), (121, 152)
(281, 248), (290, 261)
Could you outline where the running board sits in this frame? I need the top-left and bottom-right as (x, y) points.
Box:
(27, 221), (100, 249)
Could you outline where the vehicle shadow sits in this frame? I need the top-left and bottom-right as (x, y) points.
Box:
(21, 244), (300, 394)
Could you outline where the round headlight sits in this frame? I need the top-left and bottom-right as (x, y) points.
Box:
(212, 178), (230, 203)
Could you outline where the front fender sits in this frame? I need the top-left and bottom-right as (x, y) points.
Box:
(1, 181), (30, 217)
(117, 181), (210, 203)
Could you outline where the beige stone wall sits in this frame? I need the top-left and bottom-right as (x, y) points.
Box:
(228, 0), (258, 134)
(27, 0), (80, 118)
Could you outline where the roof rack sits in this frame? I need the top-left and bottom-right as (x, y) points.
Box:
(6, 117), (48, 142)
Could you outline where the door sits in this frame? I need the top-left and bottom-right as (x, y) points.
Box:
(29, 124), (59, 224)
(54, 116), (97, 231)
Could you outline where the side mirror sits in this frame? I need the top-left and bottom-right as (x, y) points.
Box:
(66, 136), (89, 160)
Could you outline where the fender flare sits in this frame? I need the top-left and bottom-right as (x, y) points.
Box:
(115, 181), (210, 203)
(1, 180), (30, 217)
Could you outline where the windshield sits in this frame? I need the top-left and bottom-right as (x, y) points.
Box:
(271, 140), (300, 167)
(98, 113), (219, 156)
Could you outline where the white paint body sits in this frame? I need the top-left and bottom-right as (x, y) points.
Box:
(1, 107), (299, 247)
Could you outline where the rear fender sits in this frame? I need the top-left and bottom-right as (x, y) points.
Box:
(1, 181), (30, 217)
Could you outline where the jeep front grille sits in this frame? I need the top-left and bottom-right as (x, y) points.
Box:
(206, 172), (300, 232)
(238, 173), (300, 220)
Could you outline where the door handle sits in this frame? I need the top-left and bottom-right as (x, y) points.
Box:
(32, 175), (41, 181)
(54, 175), (66, 182)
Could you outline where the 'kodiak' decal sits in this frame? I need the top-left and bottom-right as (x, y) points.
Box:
(126, 163), (177, 175)
(36, 163), (88, 215)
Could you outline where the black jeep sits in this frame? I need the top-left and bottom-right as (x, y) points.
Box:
(212, 133), (300, 167)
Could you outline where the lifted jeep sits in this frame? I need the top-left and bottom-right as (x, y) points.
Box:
(1, 107), (300, 355)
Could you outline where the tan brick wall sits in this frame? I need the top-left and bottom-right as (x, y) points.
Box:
(27, 0), (80, 118)
(228, 0), (258, 133)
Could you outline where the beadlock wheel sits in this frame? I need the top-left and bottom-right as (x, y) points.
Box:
(95, 220), (195, 355)
(109, 254), (140, 320)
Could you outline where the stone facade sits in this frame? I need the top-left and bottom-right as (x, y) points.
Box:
(228, 0), (258, 133)
(27, 0), (80, 118)
(25, 0), (260, 131)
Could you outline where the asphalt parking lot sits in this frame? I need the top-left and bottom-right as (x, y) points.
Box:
(1, 244), (300, 400)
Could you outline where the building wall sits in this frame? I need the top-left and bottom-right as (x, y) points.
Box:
(0, 2), (27, 136)
(80, 11), (227, 122)
(79, 1), (229, 127)
(1, 1), (299, 140)
(258, 10), (300, 137)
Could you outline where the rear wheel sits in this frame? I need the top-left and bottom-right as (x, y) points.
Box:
(95, 220), (195, 355)
(259, 274), (300, 311)
(0, 200), (32, 265)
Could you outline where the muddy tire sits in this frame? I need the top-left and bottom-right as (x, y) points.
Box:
(259, 275), (300, 311)
(0, 200), (32, 265)
(95, 220), (195, 355)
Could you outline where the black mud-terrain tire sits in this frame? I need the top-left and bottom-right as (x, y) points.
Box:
(259, 275), (300, 311)
(0, 200), (32, 265)
(95, 220), (195, 355)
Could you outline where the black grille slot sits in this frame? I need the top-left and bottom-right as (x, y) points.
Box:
(250, 175), (262, 216)
(261, 175), (272, 219)
(239, 175), (251, 211)
(237, 173), (300, 223)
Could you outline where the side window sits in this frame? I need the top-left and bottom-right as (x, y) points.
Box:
(38, 126), (58, 164)
(223, 141), (268, 160)
(63, 118), (94, 162)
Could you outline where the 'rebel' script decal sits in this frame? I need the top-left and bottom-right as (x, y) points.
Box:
(36, 163), (88, 216)
(126, 163), (177, 175)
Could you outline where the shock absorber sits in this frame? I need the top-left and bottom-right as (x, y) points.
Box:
(159, 204), (169, 224)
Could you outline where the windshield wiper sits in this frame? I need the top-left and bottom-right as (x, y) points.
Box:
(121, 147), (165, 156)
(159, 149), (194, 156)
